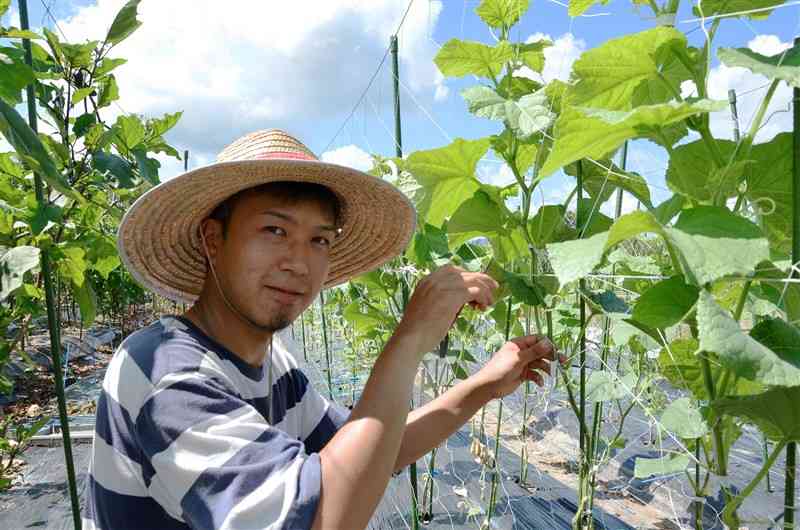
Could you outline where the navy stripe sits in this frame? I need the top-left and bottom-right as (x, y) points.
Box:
(268, 368), (309, 425)
(180, 427), (319, 529)
(303, 404), (349, 454)
(136, 377), (242, 459)
(283, 452), (322, 529)
(88, 475), (188, 530)
(95, 391), (143, 467)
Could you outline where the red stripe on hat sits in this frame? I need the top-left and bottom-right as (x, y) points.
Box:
(250, 151), (316, 161)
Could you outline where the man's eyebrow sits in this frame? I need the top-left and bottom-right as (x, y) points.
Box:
(260, 210), (338, 232)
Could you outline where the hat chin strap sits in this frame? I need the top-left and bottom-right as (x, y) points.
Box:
(199, 228), (276, 334)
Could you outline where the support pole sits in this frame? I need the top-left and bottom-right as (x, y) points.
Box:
(319, 291), (333, 400)
(19, 1), (81, 528)
(786, 37), (800, 530)
(391, 34), (420, 530)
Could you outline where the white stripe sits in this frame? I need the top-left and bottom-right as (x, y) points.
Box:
(81, 517), (99, 530)
(147, 404), (270, 518)
(90, 434), (146, 497)
(102, 347), (154, 420)
(218, 457), (305, 530)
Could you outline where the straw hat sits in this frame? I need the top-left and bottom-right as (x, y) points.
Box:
(117, 129), (416, 304)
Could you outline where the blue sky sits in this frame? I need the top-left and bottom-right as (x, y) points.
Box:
(4, 0), (800, 211)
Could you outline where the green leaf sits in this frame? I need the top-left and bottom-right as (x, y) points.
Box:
(0, 98), (75, 199)
(750, 318), (800, 368)
(632, 276), (699, 329)
(546, 210), (665, 285)
(518, 40), (550, 73)
(695, 0), (787, 20)
(506, 273), (546, 306)
(133, 149), (160, 185)
(71, 87), (93, 105)
(539, 100), (724, 178)
(149, 111), (182, 137)
(653, 194), (685, 224)
(59, 247), (87, 287)
(585, 371), (637, 402)
(568, 27), (688, 109)
(73, 113), (96, 138)
(0, 0), (10, 17)
(26, 201), (62, 235)
(713, 386), (800, 442)
(61, 41), (96, 69)
(447, 190), (505, 235)
(697, 290), (800, 387)
(666, 139), (745, 203)
(666, 207), (769, 286)
(95, 57), (127, 77)
(0, 55), (35, 105)
(529, 205), (575, 247)
(747, 133), (793, 255)
(0, 246), (40, 301)
(475, 0), (530, 28)
(115, 114), (146, 150)
(93, 152), (135, 188)
(105, 0), (143, 45)
(405, 137), (490, 227)
(98, 74), (119, 108)
(462, 86), (554, 138)
(435, 39), (513, 79)
(72, 277), (97, 326)
(634, 453), (690, 479)
(660, 397), (708, 439)
(568, 0), (610, 16)
(717, 45), (800, 87)
(565, 159), (652, 208)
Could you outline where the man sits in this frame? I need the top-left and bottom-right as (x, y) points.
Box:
(85, 129), (560, 530)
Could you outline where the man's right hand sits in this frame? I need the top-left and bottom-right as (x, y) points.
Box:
(394, 264), (499, 356)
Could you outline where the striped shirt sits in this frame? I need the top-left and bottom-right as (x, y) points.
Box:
(84, 315), (348, 530)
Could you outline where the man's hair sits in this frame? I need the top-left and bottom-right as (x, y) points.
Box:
(208, 181), (342, 237)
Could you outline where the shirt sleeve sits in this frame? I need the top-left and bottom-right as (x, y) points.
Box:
(135, 374), (320, 530)
(300, 384), (351, 454)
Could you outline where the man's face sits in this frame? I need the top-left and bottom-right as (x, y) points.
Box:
(204, 191), (336, 332)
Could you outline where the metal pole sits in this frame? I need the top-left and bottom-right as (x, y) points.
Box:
(786, 37), (800, 530)
(19, 1), (82, 528)
(319, 291), (333, 400)
(183, 149), (189, 171)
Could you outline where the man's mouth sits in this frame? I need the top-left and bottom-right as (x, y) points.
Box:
(265, 285), (305, 296)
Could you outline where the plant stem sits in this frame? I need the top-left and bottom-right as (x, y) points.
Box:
(722, 440), (787, 527)
(20, 2), (82, 528)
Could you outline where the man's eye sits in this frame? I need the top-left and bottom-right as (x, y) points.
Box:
(264, 226), (286, 236)
(314, 237), (331, 247)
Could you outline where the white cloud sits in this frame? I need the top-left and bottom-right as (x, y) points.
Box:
(518, 32), (587, 83)
(704, 34), (794, 143)
(477, 161), (516, 187)
(55, 0), (444, 178)
(599, 191), (641, 217)
(320, 144), (374, 172)
(1, 6), (20, 27)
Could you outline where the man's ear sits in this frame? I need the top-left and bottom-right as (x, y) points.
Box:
(199, 218), (224, 265)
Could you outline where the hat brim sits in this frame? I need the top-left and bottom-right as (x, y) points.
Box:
(117, 159), (417, 304)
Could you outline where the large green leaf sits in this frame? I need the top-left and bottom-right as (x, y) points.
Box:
(666, 207), (769, 286)
(0, 99), (75, 199)
(59, 247), (87, 287)
(462, 86), (554, 138)
(634, 453), (690, 479)
(568, 27), (688, 109)
(518, 41), (550, 74)
(568, 0), (610, 16)
(632, 276), (699, 329)
(98, 74), (119, 108)
(93, 152), (136, 188)
(0, 246), (40, 301)
(539, 100), (724, 178)
(547, 210), (665, 285)
(747, 133), (793, 255)
(115, 114), (146, 149)
(695, 1), (786, 20)
(105, 0), (143, 46)
(718, 44), (800, 87)
(405, 138), (490, 227)
(0, 0), (10, 17)
(475, 0), (530, 27)
(666, 139), (745, 203)
(435, 39), (513, 79)
(697, 290), (800, 387)
(447, 190), (505, 235)
(660, 397), (708, 439)
(714, 386), (800, 443)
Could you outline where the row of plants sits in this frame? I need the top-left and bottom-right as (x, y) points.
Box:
(290, 1), (800, 529)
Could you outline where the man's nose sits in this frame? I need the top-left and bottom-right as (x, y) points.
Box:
(279, 240), (312, 276)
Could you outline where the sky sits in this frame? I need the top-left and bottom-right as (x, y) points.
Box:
(3, 0), (800, 214)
